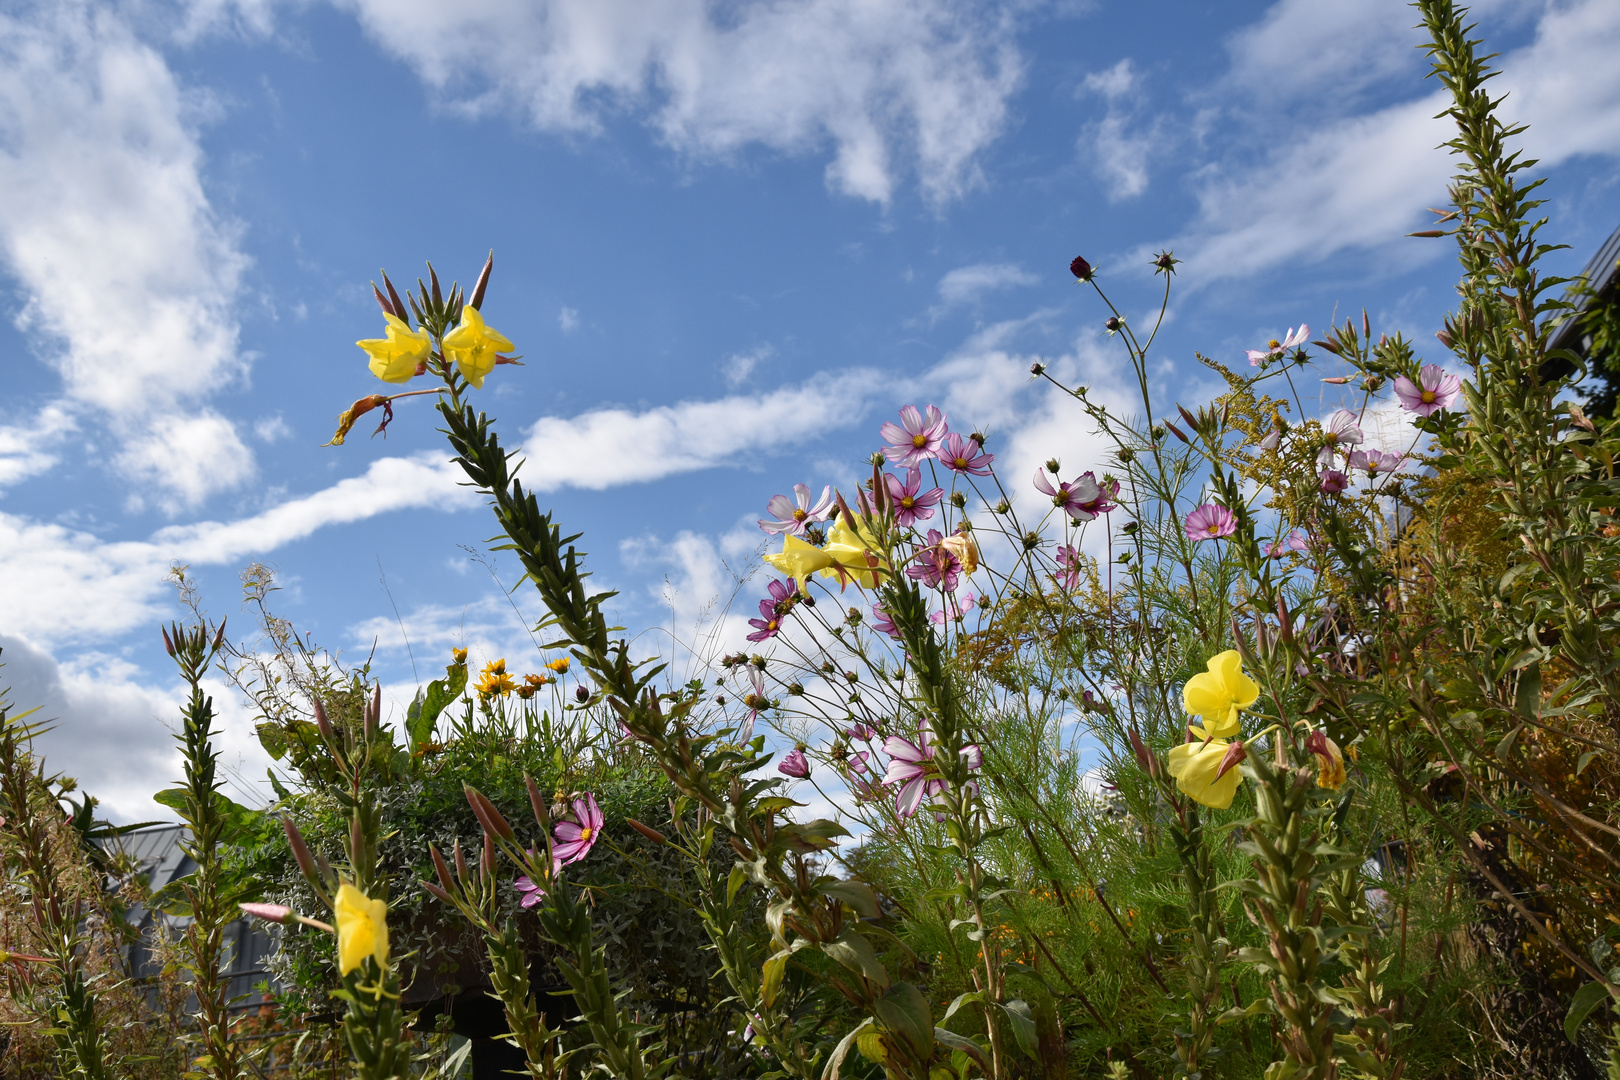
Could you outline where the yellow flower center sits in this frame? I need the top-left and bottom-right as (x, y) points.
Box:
(1324, 431), (1337, 444)
(1267, 339), (1281, 349)
(912, 434), (928, 448)
(901, 496), (915, 509)
(1420, 389), (1436, 403)
(793, 508), (807, 521)
(579, 826), (593, 841)
(953, 456), (968, 468)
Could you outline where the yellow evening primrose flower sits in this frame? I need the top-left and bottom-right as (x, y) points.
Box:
(356, 314), (431, 384)
(764, 534), (836, 593)
(1182, 650), (1259, 739)
(1166, 732), (1246, 809)
(1307, 730), (1347, 790)
(442, 307), (514, 389)
(334, 883), (388, 976)
(821, 517), (887, 590)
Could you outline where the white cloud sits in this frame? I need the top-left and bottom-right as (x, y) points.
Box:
(0, 1), (252, 504)
(519, 368), (889, 490)
(1168, 0), (1620, 283)
(1078, 59), (1160, 201)
(0, 454), (475, 647)
(936, 262), (1038, 307)
(558, 306), (579, 332)
(721, 344), (773, 387)
(341, 0), (1023, 205)
(0, 404), (75, 487)
(0, 633), (274, 823)
(1083, 58), (1137, 102)
(254, 414), (291, 443)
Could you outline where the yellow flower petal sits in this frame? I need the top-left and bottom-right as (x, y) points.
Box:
(356, 314), (431, 384)
(443, 307), (515, 389)
(764, 534), (836, 593)
(1181, 649), (1258, 738)
(334, 883), (388, 976)
(821, 517), (887, 590)
(1165, 734), (1244, 809)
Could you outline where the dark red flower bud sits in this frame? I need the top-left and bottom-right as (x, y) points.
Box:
(575, 685), (590, 703)
(1069, 255), (1093, 281)
(1105, 316), (1121, 332)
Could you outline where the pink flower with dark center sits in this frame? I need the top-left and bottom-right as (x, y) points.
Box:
(1034, 469), (1108, 521)
(1055, 545), (1084, 590)
(931, 593), (978, 624)
(939, 433), (994, 476)
(1247, 324), (1309, 367)
(778, 746), (811, 778)
(845, 723), (877, 740)
(1393, 364), (1462, 418)
(880, 405), (949, 467)
(1070, 472), (1119, 518)
(759, 484), (834, 536)
(1348, 448), (1404, 478)
(515, 876), (546, 909)
(763, 578), (796, 615)
(870, 604), (901, 640)
(1267, 531), (1308, 558)
(906, 529), (962, 592)
(552, 794), (604, 867)
(747, 598), (784, 643)
(885, 467), (944, 527)
(1184, 503), (1237, 541)
(883, 731), (940, 818)
(1319, 469), (1350, 494)
(1317, 409), (1364, 467)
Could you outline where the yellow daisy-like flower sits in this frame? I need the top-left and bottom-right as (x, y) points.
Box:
(1166, 732), (1246, 809)
(1182, 650), (1259, 739)
(546, 657), (570, 674)
(356, 314), (431, 384)
(442, 307), (514, 389)
(476, 659), (516, 698)
(451, 647), (468, 665)
(333, 883), (388, 976)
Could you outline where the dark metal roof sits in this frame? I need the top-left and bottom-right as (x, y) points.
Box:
(1550, 219), (1620, 355)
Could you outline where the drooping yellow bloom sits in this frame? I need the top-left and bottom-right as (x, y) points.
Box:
(546, 657), (571, 674)
(334, 883), (388, 976)
(1182, 650), (1259, 738)
(356, 314), (432, 384)
(939, 530), (979, 575)
(476, 659), (516, 698)
(1166, 732), (1245, 809)
(451, 647), (468, 665)
(1307, 730), (1347, 790)
(442, 307), (514, 389)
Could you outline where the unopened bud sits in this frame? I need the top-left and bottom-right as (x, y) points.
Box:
(575, 685), (589, 703)
(240, 902), (293, 924)
(430, 844), (455, 892)
(1215, 740), (1247, 779)
(1045, 458), (1061, 474)
(1165, 422), (1189, 444)
(469, 250), (493, 311)
(625, 819), (669, 846)
(312, 697), (334, 741)
(161, 626), (175, 657)
(1321, 376), (1351, 384)
(1436, 328), (1454, 349)
(525, 775), (551, 832)
(1030, 362), (1046, 377)
(421, 880), (454, 905)
(283, 818), (319, 885)
(1069, 255), (1093, 281)
(465, 785), (516, 841)
(1105, 316), (1121, 332)
(364, 684), (380, 740)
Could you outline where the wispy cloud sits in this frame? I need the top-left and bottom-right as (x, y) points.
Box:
(0, 1), (253, 505)
(1079, 59), (1160, 201)
(342, 0), (1023, 205)
(936, 262), (1038, 308)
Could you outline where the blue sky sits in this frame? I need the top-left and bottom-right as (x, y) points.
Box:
(1, 0), (1617, 821)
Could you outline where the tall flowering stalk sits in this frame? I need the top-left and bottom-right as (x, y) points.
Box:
(0, 698), (111, 1080)
(162, 619), (246, 1080)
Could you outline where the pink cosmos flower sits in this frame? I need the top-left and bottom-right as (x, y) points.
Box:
(515, 876), (546, 909)
(906, 529), (962, 592)
(1267, 531), (1309, 558)
(778, 746), (811, 778)
(880, 405), (949, 467)
(938, 433), (994, 476)
(931, 592), (978, 624)
(1348, 448), (1404, 479)
(738, 667), (768, 743)
(1184, 503), (1237, 541)
(759, 484), (834, 536)
(1247, 324), (1309, 366)
(1054, 545), (1084, 590)
(1034, 469), (1111, 521)
(847, 750), (871, 774)
(883, 731), (940, 819)
(1317, 409), (1364, 467)
(885, 467), (944, 527)
(552, 794), (604, 867)
(1393, 364), (1462, 418)
(1071, 472), (1119, 518)
(870, 604), (901, 640)
(747, 599), (784, 643)
(845, 723), (877, 740)
(1319, 469), (1350, 494)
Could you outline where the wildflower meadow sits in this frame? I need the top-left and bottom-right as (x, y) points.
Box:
(5, 3), (1620, 1078)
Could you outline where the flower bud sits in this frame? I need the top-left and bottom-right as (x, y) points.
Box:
(364, 683), (380, 740)
(526, 774), (551, 832)
(1069, 255), (1093, 281)
(430, 843), (455, 892)
(1045, 458), (1061, 474)
(283, 817), (320, 886)
(240, 902), (293, 924)
(1030, 362), (1046, 376)
(1215, 740), (1247, 779)
(1165, 422), (1189, 444)
(421, 880), (454, 905)
(465, 785), (516, 841)
(1105, 316), (1121, 332)
(625, 819), (669, 846)
(469, 250), (494, 311)
(575, 685), (590, 703)
(161, 626), (175, 657)
(312, 697), (334, 742)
